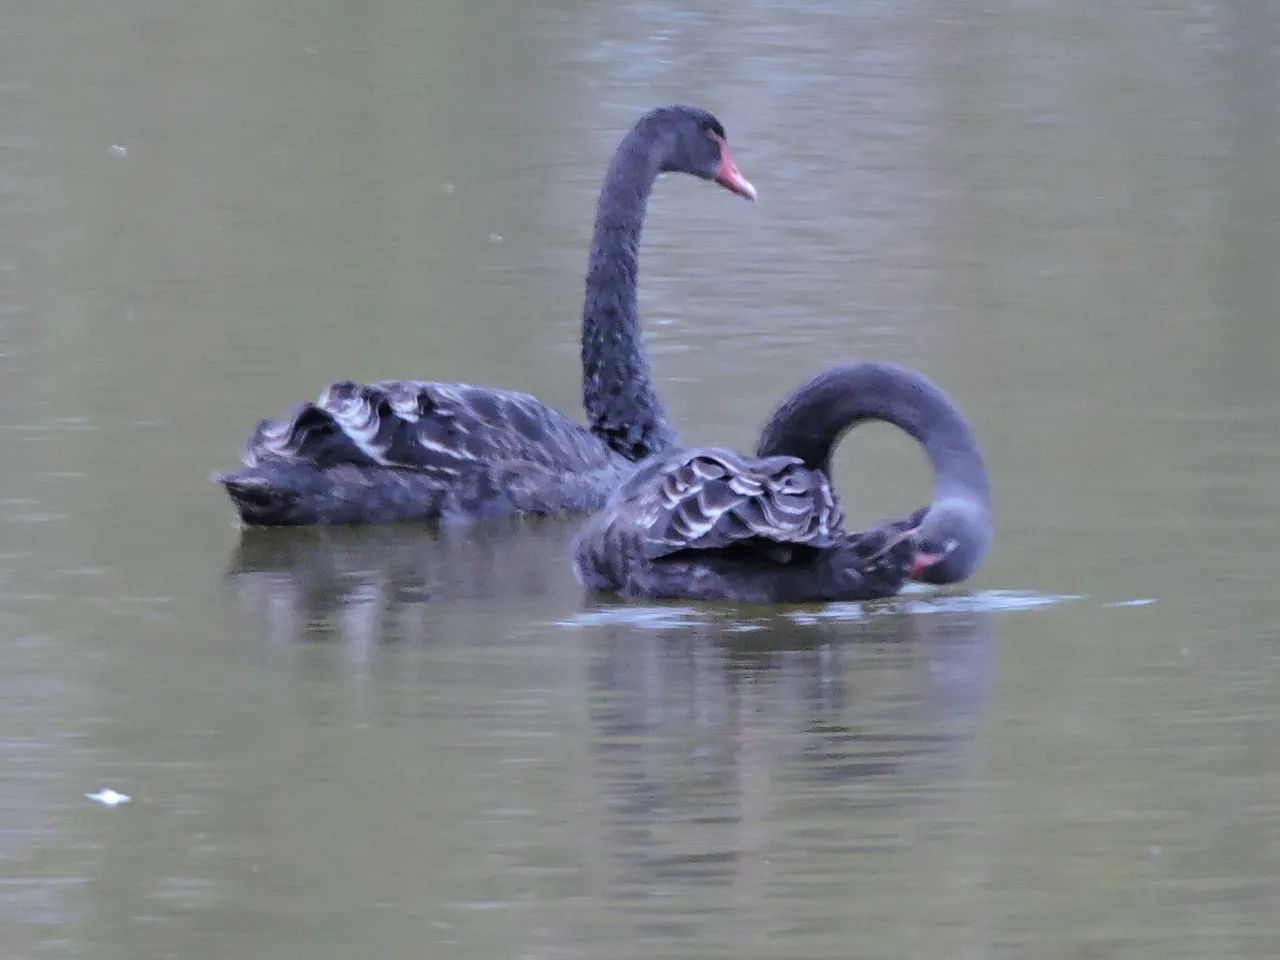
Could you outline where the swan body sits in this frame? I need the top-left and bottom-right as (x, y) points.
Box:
(573, 446), (922, 603)
(221, 381), (630, 526)
(572, 362), (992, 603)
(217, 105), (756, 526)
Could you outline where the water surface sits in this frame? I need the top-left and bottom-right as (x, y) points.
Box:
(2, 1), (1280, 957)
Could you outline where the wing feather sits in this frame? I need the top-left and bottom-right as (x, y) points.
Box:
(611, 448), (845, 561)
(241, 380), (619, 477)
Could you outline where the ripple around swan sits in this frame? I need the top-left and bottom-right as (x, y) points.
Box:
(788, 590), (1079, 625)
(554, 588), (1086, 632)
(553, 605), (710, 631)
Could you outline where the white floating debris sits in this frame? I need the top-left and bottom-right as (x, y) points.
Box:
(86, 788), (131, 806)
(109, 144), (128, 157)
(443, 182), (455, 195)
(488, 233), (503, 244)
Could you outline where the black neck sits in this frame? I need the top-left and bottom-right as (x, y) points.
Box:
(581, 134), (678, 462)
(756, 362), (990, 507)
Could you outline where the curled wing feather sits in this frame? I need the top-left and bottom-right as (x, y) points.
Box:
(611, 449), (845, 560)
(241, 380), (619, 476)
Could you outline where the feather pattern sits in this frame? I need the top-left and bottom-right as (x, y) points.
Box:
(571, 359), (992, 604)
(621, 450), (844, 560)
(219, 381), (632, 526)
(572, 446), (918, 604)
(244, 380), (623, 476)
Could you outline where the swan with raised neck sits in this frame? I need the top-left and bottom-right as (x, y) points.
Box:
(217, 104), (755, 526)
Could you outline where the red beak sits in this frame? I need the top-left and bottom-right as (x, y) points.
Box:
(713, 136), (757, 201)
(909, 546), (952, 580)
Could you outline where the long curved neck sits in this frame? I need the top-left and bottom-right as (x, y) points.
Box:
(582, 132), (679, 463)
(757, 363), (987, 500)
(756, 362), (992, 582)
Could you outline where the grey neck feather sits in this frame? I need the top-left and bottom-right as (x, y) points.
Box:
(756, 361), (992, 582)
(581, 133), (679, 463)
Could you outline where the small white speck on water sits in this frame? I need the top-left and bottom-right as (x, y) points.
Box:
(1149, 844), (1163, 856)
(86, 788), (131, 806)
(109, 144), (128, 157)
(488, 233), (503, 244)
(443, 182), (455, 195)
(304, 46), (318, 54)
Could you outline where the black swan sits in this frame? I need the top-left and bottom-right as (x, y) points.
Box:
(216, 105), (756, 526)
(571, 361), (992, 603)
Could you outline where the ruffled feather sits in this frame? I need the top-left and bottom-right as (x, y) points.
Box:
(243, 380), (621, 477)
(594, 449), (845, 561)
(219, 380), (634, 526)
(571, 448), (926, 602)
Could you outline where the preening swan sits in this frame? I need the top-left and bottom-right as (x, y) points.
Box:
(572, 362), (992, 603)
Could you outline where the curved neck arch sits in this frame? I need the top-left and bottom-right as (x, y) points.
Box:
(756, 362), (992, 581)
(757, 363), (986, 499)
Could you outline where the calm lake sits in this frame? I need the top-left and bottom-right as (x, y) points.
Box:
(2, 1), (1279, 957)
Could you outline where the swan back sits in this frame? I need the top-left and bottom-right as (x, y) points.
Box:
(571, 445), (919, 603)
(244, 380), (623, 477)
(609, 448), (844, 560)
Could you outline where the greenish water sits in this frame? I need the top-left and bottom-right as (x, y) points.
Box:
(2, 1), (1279, 957)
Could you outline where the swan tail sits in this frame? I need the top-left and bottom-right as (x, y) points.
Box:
(242, 394), (382, 470)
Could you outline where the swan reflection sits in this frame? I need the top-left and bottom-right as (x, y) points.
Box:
(577, 606), (995, 933)
(225, 518), (584, 645)
(225, 520), (996, 945)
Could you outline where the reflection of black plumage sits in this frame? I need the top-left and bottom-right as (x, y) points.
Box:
(224, 519), (582, 644)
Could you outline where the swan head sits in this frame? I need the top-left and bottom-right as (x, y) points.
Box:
(908, 496), (993, 585)
(641, 105), (757, 201)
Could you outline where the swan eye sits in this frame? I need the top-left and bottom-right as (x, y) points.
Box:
(701, 118), (726, 141)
